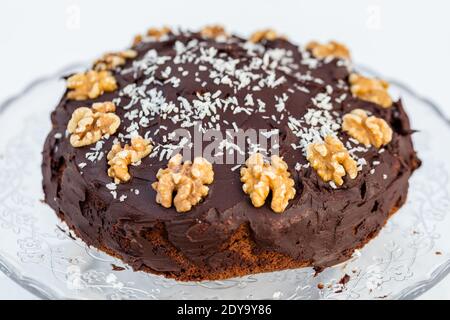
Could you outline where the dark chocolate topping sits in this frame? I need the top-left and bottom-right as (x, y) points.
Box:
(42, 28), (420, 279)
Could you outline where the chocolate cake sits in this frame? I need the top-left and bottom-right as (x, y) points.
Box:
(42, 26), (420, 281)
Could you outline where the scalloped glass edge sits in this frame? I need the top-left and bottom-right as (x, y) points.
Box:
(0, 63), (449, 300)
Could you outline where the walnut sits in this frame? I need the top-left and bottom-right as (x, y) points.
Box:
(67, 102), (120, 147)
(93, 49), (137, 71)
(240, 153), (296, 213)
(152, 154), (214, 213)
(306, 41), (350, 60)
(342, 109), (393, 148)
(146, 26), (171, 39)
(349, 74), (392, 108)
(107, 136), (153, 184)
(307, 136), (358, 186)
(91, 101), (116, 113)
(66, 70), (117, 100)
(201, 25), (227, 39)
(249, 29), (284, 43)
(133, 34), (143, 46)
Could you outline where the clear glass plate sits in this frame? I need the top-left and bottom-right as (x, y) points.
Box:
(0, 64), (449, 300)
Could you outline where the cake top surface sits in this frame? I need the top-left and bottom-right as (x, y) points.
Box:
(48, 26), (414, 220)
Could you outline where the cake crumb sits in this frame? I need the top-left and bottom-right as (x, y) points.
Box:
(111, 264), (126, 271)
(339, 274), (350, 285)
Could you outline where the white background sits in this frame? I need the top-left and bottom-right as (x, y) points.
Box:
(0, 0), (449, 299)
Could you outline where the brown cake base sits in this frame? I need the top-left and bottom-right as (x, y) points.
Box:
(50, 172), (411, 281)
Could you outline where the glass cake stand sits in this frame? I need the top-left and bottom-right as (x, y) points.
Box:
(0, 63), (449, 300)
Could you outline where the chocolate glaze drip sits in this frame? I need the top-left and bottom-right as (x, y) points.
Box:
(42, 30), (420, 280)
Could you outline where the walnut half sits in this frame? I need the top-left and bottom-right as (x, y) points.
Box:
(107, 136), (153, 184)
(133, 27), (171, 46)
(307, 136), (358, 186)
(152, 154), (214, 213)
(66, 70), (117, 100)
(67, 101), (120, 147)
(201, 25), (228, 39)
(93, 50), (138, 71)
(146, 26), (171, 39)
(241, 153), (296, 213)
(342, 109), (393, 148)
(306, 41), (350, 60)
(249, 29), (284, 43)
(349, 74), (392, 108)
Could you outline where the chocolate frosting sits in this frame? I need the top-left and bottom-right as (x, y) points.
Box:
(42, 29), (420, 280)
